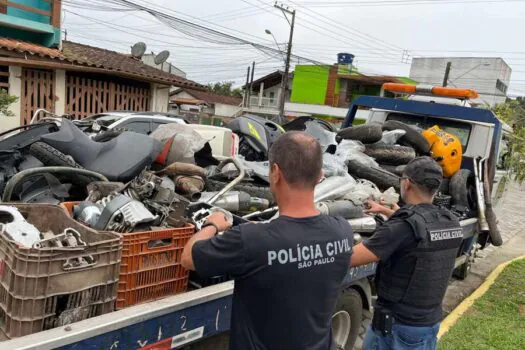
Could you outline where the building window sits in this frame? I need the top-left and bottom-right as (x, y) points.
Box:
(496, 79), (508, 94)
(0, 65), (8, 93)
(269, 92), (275, 103)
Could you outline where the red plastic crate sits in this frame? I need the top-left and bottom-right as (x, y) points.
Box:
(60, 202), (194, 309)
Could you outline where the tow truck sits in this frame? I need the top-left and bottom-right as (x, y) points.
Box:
(1, 84), (509, 350)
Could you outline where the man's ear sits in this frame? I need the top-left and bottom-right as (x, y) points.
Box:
(270, 163), (280, 183)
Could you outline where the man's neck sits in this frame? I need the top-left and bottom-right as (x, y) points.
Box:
(278, 190), (320, 218)
(404, 194), (433, 206)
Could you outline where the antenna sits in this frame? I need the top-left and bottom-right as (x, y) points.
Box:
(154, 50), (170, 65)
(131, 42), (147, 59)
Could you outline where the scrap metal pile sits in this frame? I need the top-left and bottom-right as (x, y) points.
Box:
(0, 112), (477, 238)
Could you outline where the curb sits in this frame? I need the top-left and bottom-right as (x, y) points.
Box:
(438, 254), (525, 339)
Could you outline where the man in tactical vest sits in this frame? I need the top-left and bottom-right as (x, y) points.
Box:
(350, 156), (462, 350)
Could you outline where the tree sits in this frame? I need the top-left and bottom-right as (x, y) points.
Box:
(207, 81), (243, 98)
(0, 90), (18, 116)
(492, 98), (525, 183)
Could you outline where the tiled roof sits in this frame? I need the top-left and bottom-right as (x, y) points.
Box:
(0, 38), (205, 90)
(171, 88), (242, 106)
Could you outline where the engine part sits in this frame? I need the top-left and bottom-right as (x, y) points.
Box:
(314, 175), (357, 202)
(95, 194), (157, 233)
(86, 182), (125, 202)
(190, 206), (234, 232)
(124, 171), (163, 201)
(175, 176), (205, 198)
(316, 200), (363, 219)
(206, 158), (246, 205)
(483, 160), (502, 246)
(347, 217), (377, 233)
(0, 205), (41, 247)
(156, 162), (206, 178)
(198, 191), (270, 213)
(73, 201), (103, 227)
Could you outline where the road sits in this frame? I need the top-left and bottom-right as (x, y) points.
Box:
(354, 181), (525, 349)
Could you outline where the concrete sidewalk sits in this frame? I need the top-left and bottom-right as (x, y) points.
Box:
(442, 181), (525, 315)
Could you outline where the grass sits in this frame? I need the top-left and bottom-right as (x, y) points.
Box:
(438, 258), (525, 350)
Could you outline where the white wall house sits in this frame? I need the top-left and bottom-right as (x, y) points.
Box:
(409, 57), (512, 107)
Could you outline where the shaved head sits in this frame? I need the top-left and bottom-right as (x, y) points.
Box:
(268, 131), (322, 190)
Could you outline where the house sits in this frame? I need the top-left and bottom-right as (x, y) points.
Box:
(240, 55), (416, 125)
(169, 88), (242, 125)
(409, 57), (512, 107)
(0, 0), (205, 132)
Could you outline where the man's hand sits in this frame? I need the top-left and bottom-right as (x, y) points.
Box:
(205, 211), (233, 232)
(365, 199), (399, 218)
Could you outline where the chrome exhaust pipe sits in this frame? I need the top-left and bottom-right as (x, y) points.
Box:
(473, 157), (489, 231)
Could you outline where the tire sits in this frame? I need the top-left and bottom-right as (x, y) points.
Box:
(449, 169), (476, 214)
(382, 120), (431, 155)
(364, 143), (415, 165)
(337, 124), (383, 144)
(440, 178), (451, 195)
(29, 142), (84, 168)
(347, 160), (400, 192)
(206, 179), (274, 203)
(378, 164), (406, 176)
(333, 288), (363, 350)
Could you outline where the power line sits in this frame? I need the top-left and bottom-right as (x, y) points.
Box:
(294, 0), (525, 7)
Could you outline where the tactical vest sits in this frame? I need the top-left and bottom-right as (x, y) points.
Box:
(377, 204), (462, 315)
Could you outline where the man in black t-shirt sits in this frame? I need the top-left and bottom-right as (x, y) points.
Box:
(181, 132), (353, 350)
(350, 157), (462, 350)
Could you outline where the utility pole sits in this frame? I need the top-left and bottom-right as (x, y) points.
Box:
(248, 61), (255, 108)
(274, 2), (295, 124)
(443, 61), (452, 87)
(243, 66), (251, 108)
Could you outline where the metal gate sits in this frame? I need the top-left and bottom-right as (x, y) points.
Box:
(20, 68), (55, 125)
(65, 74), (151, 120)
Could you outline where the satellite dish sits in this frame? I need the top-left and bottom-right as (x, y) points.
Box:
(154, 50), (170, 65)
(131, 42), (147, 59)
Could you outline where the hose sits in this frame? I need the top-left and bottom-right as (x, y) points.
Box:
(1, 167), (108, 202)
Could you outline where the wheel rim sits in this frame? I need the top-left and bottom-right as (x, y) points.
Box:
(332, 310), (351, 349)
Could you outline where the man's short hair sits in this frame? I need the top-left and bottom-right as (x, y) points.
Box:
(403, 156), (443, 196)
(268, 131), (322, 189)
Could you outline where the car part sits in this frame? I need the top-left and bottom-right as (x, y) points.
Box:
(175, 176), (205, 199)
(39, 119), (162, 182)
(86, 182), (126, 202)
(283, 116), (336, 132)
(382, 120), (431, 155)
(483, 162), (502, 246)
(73, 201), (103, 227)
(473, 158), (489, 232)
(0, 122), (59, 151)
(332, 289), (363, 350)
(156, 162), (206, 178)
(198, 191), (270, 213)
(2, 167), (108, 202)
(422, 125), (463, 177)
(206, 179), (273, 203)
(0, 205), (42, 247)
(316, 200), (363, 219)
(337, 124), (383, 144)
(226, 114), (284, 161)
(30, 142), (84, 168)
(364, 143), (416, 165)
(94, 194), (157, 233)
(347, 217), (377, 233)
(347, 160), (400, 192)
(314, 175), (357, 202)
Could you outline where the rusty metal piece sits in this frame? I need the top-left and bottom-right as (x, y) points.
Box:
(174, 175), (205, 197)
(156, 162), (206, 178)
(86, 182), (125, 202)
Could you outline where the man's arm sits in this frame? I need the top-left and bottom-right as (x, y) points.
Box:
(365, 200), (400, 218)
(181, 211), (232, 271)
(350, 243), (380, 267)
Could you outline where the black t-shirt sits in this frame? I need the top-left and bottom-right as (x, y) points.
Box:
(192, 215), (353, 350)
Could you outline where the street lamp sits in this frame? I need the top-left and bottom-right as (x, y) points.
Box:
(265, 29), (285, 61)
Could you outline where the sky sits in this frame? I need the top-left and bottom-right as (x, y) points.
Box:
(61, 0), (525, 96)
